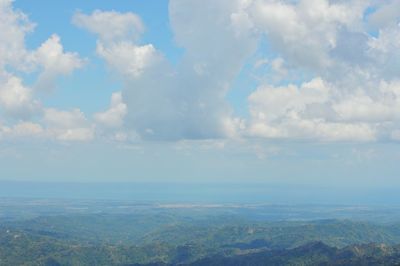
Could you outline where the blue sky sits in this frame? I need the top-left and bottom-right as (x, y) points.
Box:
(0, 0), (400, 197)
(14, 0), (178, 114)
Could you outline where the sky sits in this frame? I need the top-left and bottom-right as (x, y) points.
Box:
(0, 0), (400, 195)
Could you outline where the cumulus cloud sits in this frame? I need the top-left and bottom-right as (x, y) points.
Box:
(367, 0), (400, 30)
(240, 0), (400, 142)
(96, 42), (162, 79)
(0, 121), (43, 140)
(44, 108), (94, 141)
(71, 0), (400, 142)
(94, 92), (127, 128)
(0, 0), (89, 142)
(0, 74), (40, 119)
(0, 107), (95, 142)
(72, 10), (144, 44)
(3, 0), (400, 144)
(33, 34), (84, 90)
(249, 0), (367, 69)
(4, 122), (44, 138)
(0, 0), (34, 71)
(247, 0), (399, 81)
(75, 1), (259, 140)
(247, 77), (400, 141)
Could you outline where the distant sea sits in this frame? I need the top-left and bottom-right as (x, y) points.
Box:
(0, 181), (398, 205)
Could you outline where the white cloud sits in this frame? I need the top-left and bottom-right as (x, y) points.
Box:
(253, 58), (269, 69)
(249, 0), (372, 72)
(247, 78), (380, 141)
(94, 92), (127, 128)
(270, 57), (288, 80)
(55, 128), (94, 142)
(76, 1), (259, 140)
(72, 10), (144, 44)
(9, 122), (44, 138)
(1, 2), (83, 86)
(249, 78), (330, 122)
(72, 0), (400, 143)
(367, 25), (400, 80)
(44, 108), (88, 128)
(44, 108), (94, 141)
(96, 42), (161, 79)
(239, 0), (400, 142)
(0, 108), (94, 142)
(3, 0), (399, 144)
(247, 77), (400, 141)
(0, 74), (40, 119)
(33, 34), (84, 90)
(367, 0), (400, 30)
(0, 0), (34, 71)
(332, 92), (399, 123)
(0, 1), (90, 142)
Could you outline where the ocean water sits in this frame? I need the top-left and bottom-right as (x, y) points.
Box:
(0, 181), (398, 205)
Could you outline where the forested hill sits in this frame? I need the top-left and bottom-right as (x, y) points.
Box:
(2, 202), (400, 265)
(2, 218), (400, 265)
(182, 242), (400, 266)
(2, 229), (400, 266)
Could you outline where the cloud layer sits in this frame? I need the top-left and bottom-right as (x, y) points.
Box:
(246, 0), (400, 141)
(1, 0), (400, 143)
(0, 0), (86, 141)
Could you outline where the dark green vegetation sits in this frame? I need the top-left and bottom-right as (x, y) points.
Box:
(186, 242), (400, 266)
(1, 199), (400, 265)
